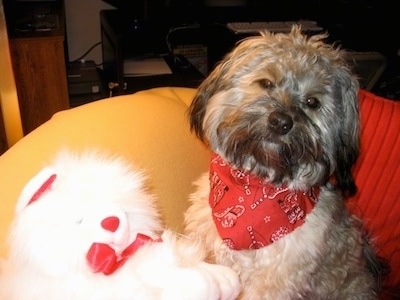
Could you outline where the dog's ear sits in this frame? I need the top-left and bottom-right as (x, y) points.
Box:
(187, 86), (208, 142)
(333, 68), (360, 197)
(188, 76), (217, 142)
(188, 55), (233, 142)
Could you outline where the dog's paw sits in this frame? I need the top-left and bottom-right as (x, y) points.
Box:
(199, 262), (241, 300)
(160, 263), (240, 300)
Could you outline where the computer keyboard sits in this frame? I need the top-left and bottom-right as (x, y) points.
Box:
(226, 20), (323, 34)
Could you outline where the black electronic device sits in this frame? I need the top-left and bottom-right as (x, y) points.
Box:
(347, 51), (387, 91)
(67, 61), (102, 96)
(100, 9), (204, 96)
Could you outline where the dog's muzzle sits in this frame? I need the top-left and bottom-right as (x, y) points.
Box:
(268, 111), (293, 135)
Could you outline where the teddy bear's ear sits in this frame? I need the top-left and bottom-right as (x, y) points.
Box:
(16, 167), (57, 214)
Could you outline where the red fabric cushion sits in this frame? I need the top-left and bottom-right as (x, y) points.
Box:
(348, 90), (400, 296)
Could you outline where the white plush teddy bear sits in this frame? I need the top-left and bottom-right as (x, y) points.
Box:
(0, 150), (240, 300)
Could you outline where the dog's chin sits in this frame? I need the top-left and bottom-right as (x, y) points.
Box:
(215, 129), (330, 189)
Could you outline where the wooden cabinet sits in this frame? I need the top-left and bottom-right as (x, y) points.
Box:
(9, 35), (69, 134)
(5, 0), (69, 134)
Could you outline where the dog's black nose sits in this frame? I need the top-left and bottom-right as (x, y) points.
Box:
(268, 111), (293, 135)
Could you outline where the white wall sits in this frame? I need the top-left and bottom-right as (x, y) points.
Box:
(64, 0), (114, 65)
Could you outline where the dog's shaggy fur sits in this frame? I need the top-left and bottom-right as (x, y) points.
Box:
(184, 26), (384, 299)
(0, 150), (240, 300)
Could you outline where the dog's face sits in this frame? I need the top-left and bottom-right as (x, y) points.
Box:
(189, 26), (360, 194)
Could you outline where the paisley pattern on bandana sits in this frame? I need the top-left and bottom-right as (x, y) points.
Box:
(209, 153), (320, 250)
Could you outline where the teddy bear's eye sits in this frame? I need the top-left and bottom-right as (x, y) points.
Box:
(305, 97), (320, 109)
(258, 78), (275, 89)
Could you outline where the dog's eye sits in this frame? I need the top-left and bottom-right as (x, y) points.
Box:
(305, 97), (320, 109)
(258, 79), (274, 89)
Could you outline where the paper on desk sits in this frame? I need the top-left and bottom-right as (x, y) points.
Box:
(124, 57), (172, 77)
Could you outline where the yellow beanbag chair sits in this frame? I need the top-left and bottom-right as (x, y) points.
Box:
(0, 87), (210, 257)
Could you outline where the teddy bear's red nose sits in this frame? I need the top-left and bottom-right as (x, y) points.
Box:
(101, 216), (120, 232)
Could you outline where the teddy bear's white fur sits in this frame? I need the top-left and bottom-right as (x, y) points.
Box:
(0, 150), (240, 300)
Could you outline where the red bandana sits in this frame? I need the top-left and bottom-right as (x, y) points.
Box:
(209, 153), (320, 250)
